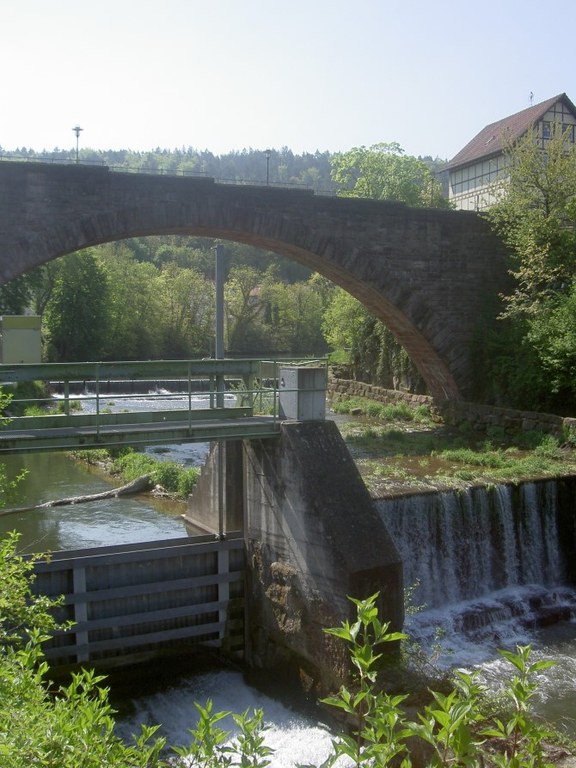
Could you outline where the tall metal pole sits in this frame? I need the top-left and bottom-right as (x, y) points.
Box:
(214, 243), (226, 538)
(214, 243), (226, 410)
(215, 244), (225, 361)
(265, 149), (271, 185)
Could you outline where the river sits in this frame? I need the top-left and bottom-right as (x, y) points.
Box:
(0, 450), (188, 552)
(1, 408), (576, 759)
(0, 443), (350, 767)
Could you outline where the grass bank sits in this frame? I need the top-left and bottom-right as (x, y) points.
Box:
(330, 396), (576, 496)
(72, 448), (200, 500)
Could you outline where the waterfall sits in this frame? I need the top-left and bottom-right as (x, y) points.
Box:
(377, 481), (569, 609)
(376, 480), (576, 664)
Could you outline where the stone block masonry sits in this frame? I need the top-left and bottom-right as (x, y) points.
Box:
(0, 161), (511, 400)
(328, 378), (576, 439)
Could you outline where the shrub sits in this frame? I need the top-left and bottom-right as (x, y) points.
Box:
(322, 592), (558, 768)
(112, 452), (199, 498)
(0, 533), (168, 767)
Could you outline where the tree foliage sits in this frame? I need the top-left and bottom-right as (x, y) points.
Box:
(97, 245), (164, 359)
(486, 122), (576, 409)
(0, 533), (169, 767)
(43, 252), (110, 361)
(323, 287), (424, 390)
(488, 123), (576, 318)
(330, 142), (449, 208)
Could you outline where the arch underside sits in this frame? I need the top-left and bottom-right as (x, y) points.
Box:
(18, 215), (462, 401)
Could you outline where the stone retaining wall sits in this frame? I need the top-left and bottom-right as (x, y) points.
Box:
(328, 378), (576, 439)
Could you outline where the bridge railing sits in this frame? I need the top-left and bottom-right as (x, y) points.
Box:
(0, 359), (325, 435)
(1, 358), (255, 422)
(0, 154), (340, 194)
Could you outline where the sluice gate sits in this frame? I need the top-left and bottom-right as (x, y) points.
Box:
(31, 535), (246, 668)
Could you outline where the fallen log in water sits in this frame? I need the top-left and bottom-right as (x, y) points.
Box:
(0, 474), (152, 517)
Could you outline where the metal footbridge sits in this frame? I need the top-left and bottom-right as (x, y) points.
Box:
(0, 358), (324, 454)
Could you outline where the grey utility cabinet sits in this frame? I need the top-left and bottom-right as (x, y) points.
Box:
(278, 366), (326, 421)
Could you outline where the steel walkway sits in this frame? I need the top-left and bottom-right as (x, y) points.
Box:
(0, 414), (280, 453)
(0, 358), (317, 453)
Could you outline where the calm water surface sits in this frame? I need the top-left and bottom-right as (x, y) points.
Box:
(0, 450), (188, 553)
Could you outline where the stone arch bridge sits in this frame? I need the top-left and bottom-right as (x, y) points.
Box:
(0, 161), (510, 400)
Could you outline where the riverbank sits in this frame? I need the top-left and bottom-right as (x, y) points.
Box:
(64, 392), (576, 512)
(328, 393), (576, 497)
(70, 447), (201, 501)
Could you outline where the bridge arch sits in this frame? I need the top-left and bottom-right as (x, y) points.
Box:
(0, 163), (511, 400)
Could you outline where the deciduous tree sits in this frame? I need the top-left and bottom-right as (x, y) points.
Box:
(488, 123), (576, 318)
(485, 123), (576, 408)
(330, 142), (448, 208)
(44, 251), (110, 362)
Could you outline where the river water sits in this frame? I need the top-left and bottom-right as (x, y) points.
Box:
(0, 451), (188, 553)
(2, 401), (576, 759)
(378, 485), (576, 740)
(0, 443), (349, 766)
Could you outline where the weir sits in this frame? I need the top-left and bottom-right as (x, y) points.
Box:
(377, 479), (576, 663)
(24, 363), (576, 690)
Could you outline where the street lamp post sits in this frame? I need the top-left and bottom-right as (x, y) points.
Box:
(72, 125), (83, 163)
(265, 149), (271, 185)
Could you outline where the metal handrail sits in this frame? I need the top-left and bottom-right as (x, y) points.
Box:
(0, 357), (327, 425)
(0, 154), (340, 194)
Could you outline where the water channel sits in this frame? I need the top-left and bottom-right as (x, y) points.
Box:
(2, 398), (576, 761)
(0, 443), (345, 766)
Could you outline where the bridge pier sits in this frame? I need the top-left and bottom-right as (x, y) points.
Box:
(185, 420), (403, 693)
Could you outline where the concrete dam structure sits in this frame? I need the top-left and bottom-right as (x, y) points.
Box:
(184, 418), (403, 692)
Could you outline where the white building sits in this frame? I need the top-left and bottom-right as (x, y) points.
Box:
(447, 93), (576, 211)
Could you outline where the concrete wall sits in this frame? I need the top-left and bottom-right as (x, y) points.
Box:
(243, 421), (402, 692)
(183, 440), (244, 536)
(184, 422), (403, 692)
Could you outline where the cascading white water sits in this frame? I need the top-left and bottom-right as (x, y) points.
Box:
(378, 481), (569, 611)
(115, 669), (353, 767)
(377, 480), (576, 676)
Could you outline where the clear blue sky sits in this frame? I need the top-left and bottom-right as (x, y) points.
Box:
(2, 0), (575, 161)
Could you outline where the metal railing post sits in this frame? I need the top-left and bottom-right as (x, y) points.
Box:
(64, 379), (70, 417)
(273, 359), (278, 422)
(188, 361), (192, 431)
(95, 363), (100, 436)
(209, 374), (215, 409)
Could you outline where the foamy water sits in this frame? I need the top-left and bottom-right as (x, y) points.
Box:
(116, 669), (353, 767)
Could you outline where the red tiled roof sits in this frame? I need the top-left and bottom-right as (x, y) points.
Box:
(446, 93), (576, 170)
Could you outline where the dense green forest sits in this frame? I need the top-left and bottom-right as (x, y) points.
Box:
(0, 143), (447, 194)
